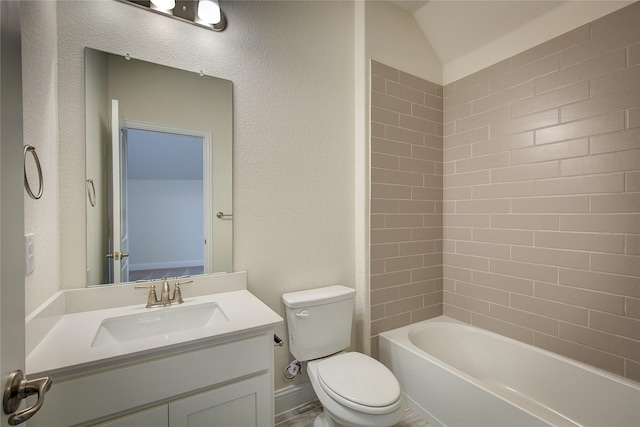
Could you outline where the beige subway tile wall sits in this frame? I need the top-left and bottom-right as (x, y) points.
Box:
(370, 61), (444, 357)
(443, 2), (640, 382)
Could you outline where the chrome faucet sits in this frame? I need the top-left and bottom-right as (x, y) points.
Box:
(160, 279), (171, 304)
(135, 278), (193, 308)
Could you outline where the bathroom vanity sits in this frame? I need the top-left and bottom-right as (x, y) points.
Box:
(25, 272), (282, 427)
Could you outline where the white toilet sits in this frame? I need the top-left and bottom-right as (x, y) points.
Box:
(282, 285), (404, 427)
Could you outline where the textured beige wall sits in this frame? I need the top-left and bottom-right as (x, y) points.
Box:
(24, 1), (356, 393)
(21, 1), (61, 315)
(21, 0), (639, 399)
(369, 61), (443, 358)
(443, 2), (640, 382)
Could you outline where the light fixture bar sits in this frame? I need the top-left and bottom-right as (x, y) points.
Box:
(118, 0), (227, 32)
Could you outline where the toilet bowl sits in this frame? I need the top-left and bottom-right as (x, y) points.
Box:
(282, 286), (405, 427)
(306, 352), (404, 427)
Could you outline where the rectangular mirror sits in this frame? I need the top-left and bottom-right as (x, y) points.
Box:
(85, 48), (233, 287)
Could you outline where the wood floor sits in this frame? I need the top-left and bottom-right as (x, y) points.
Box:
(275, 400), (430, 427)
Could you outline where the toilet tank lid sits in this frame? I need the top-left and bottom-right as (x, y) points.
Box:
(282, 285), (355, 308)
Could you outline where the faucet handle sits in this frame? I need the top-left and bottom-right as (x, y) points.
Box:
(172, 280), (193, 304)
(135, 284), (158, 308)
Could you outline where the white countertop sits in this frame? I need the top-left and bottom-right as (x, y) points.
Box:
(26, 275), (283, 377)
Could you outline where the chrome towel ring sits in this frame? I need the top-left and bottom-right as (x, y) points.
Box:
(23, 145), (43, 200)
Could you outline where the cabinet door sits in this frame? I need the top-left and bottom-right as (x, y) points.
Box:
(169, 374), (271, 427)
(94, 405), (168, 427)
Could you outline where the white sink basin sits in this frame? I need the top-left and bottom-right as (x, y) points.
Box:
(91, 302), (228, 347)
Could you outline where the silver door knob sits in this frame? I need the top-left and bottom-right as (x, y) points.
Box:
(106, 251), (129, 260)
(3, 369), (52, 425)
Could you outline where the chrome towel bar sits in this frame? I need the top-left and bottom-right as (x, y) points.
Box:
(216, 212), (233, 220)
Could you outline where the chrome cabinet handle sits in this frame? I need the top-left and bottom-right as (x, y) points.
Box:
(3, 370), (52, 425)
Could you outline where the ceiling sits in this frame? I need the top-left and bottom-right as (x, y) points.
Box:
(127, 129), (203, 180)
(389, 0), (632, 79)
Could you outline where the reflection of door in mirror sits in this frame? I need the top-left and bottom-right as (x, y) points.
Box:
(108, 99), (130, 284)
(125, 127), (206, 282)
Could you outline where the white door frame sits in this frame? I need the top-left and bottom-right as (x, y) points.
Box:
(110, 100), (130, 284)
(1, 0), (27, 424)
(123, 120), (213, 275)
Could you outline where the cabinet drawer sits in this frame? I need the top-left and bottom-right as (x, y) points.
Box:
(30, 334), (271, 427)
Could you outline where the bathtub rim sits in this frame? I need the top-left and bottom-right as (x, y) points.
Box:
(380, 315), (640, 426)
(379, 315), (640, 392)
(379, 317), (573, 426)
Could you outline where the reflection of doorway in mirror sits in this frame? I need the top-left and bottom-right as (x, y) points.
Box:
(124, 128), (205, 282)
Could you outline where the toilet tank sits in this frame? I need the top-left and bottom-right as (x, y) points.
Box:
(282, 285), (356, 361)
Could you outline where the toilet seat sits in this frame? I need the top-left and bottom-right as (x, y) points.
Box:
(316, 353), (403, 415)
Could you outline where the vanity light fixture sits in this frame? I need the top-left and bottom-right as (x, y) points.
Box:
(197, 0), (221, 24)
(150, 0), (175, 11)
(119, 0), (227, 32)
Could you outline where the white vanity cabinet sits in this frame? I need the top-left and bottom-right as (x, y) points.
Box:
(29, 330), (276, 427)
(168, 373), (271, 426)
(95, 406), (167, 427)
(99, 374), (271, 427)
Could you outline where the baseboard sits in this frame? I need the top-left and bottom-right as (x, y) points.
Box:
(129, 259), (204, 270)
(274, 382), (317, 421)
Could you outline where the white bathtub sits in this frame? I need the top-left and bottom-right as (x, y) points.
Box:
(379, 316), (640, 427)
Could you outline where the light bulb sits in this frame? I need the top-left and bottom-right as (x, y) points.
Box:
(198, 0), (221, 24)
(150, 0), (175, 10)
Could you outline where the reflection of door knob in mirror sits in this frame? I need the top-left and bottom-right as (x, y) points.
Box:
(106, 251), (129, 261)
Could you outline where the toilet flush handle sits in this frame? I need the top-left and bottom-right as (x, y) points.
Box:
(295, 310), (310, 318)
